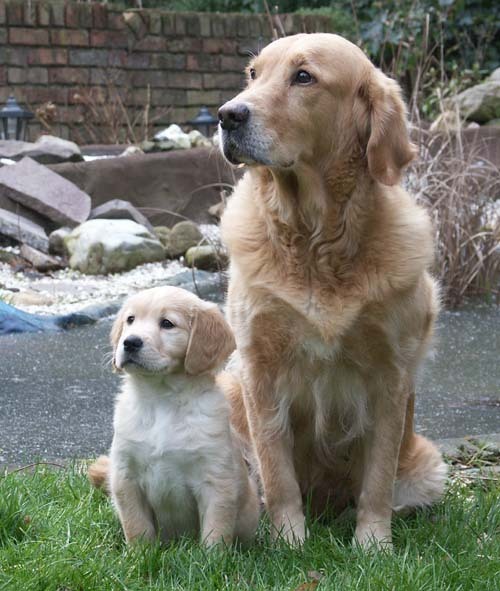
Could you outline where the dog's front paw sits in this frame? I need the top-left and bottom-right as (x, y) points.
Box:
(271, 506), (307, 547)
(354, 520), (393, 552)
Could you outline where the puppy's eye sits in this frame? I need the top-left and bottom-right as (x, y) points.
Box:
(126, 315), (135, 325)
(160, 318), (175, 330)
(249, 67), (256, 80)
(293, 70), (314, 85)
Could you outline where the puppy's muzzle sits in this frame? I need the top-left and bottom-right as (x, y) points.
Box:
(123, 336), (143, 353)
(218, 102), (250, 131)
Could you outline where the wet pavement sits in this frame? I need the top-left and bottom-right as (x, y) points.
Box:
(0, 305), (498, 466)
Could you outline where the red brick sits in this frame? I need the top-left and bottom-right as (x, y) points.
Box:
(50, 3), (65, 27)
(107, 11), (126, 30)
(166, 38), (202, 53)
(202, 38), (237, 55)
(65, 4), (92, 28)
(92, 3), (108, 29)
(162, 14), (175, 36)
(0, 27), (5, 46)
(22, 86), (68, 105)
(37, 3), (51, 26)
(51, 29), (89, 47)
(27, 48), (67, 66)
(6, 47), (28, 66)
(0, 66), (6, 86)
(69, 49), (108, 67)
(123, 52), (152, 69)
(90, 69), (126, 86)
(49, 67), (90, 86)
(168, 72), (202, 90)
(6, 2), (24, 26)
(0, 3), (5, 25)
(199, 14), (211, 37)
(186, 54), (220, 71)
(148, 14), (161, 35)
(203, 72), (243, 90)
(150, 89), (187, 107)
(131, 70), (169, 88)
(186, 89), (221, 106)
(90, 30), (128, 48)
(174, 14), (186, 35)
(211, 15), (225, 38)
(220, 55), (247, 72)
(108, 50), (128, 67)
(150, 54), (185, 70)
(8, 66), (48, 85)
(24, 1), (37, 26)
(134, 36), (167, 52)
(9, 28), (49, 45)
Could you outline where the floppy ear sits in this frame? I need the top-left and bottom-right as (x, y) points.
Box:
(184, 306), (236, 376)
(362, 70), (416, 186)
(110, 309), (125, 371)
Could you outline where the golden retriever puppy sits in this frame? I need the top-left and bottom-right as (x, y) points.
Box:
(89, 286), (259, 547)
(217, 33), (447, 549)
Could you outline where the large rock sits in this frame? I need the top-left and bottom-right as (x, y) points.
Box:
(20, 244), (64, 272)
(0, 157), (91, 227)
(89, 199), (154, 233)
(0, 135), (83, 164)
(185, 244), (226, 271)
(447, 75), (500, 123)
(48, 227), (71, 256)
(64, 219), (165, 275)
(0, 207), (49, 252)
(165, 221), (203, 258)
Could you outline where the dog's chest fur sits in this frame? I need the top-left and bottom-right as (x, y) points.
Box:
(111, 376), (235, 538)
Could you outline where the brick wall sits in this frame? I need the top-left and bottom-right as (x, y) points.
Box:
(0, 1), (334, 143)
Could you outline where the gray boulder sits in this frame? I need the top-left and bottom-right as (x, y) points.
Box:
(185, 244), (226, 271)
(447, 74), (500, 123)
(0, 157), (91, 227)
(89, 199), (154, 233)
(165, 221), (203, 258)
(0, 207), (49, 252)
(20, 244), (64, 272)
(48, 227), (71, 256)
(154, 225), (171, 247)
(64, 219), (166, 275)
(0, 135), (83, 164)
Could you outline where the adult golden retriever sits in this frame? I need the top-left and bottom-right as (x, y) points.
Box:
(217, 33), (447, 549)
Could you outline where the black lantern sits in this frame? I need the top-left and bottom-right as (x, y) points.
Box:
(0, 96), (34, 141)
(188, 106), (218, 137)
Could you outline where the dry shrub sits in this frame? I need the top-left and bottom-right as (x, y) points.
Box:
(70, 71), (169, 145)
(407, 128), (500, 308)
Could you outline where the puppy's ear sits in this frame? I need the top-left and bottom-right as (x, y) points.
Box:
(110, 309), (125, 371)
(358, 69), (416, 186)
(184, 306), (236, 375)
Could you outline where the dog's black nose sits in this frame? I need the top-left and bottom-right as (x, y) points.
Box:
(123, 336), (143, 352)
(218, 103), (250, 131)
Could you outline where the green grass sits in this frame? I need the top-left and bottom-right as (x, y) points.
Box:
(0, 464), (499, 591)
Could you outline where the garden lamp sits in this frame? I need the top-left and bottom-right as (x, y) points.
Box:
(188, 106), (218, 137)
(0, 95), (34, 141)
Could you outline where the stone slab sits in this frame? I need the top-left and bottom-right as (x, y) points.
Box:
(0, 136), (83, 165)
(0, 157), (91, 227)
(89, 198), (154, 233)
(20, 244), (64, 272)
(0, 207), (49, 252)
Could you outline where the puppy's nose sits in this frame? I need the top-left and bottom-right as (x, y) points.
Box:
(123, 336), (143, 352)
(218, 102), (250, 131)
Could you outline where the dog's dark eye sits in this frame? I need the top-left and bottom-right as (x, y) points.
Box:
(249, 67), (256, 80)
(126, 315), (135, 325)
(294, 70), (314, 85)
(160, 318), (175, 330)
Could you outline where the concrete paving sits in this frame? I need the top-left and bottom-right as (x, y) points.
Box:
(0, 305), (498, 467)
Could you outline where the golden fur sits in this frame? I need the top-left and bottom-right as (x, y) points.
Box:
(218, 33), (447, 548)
